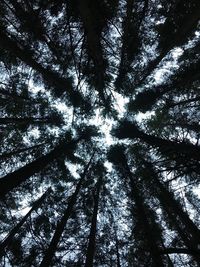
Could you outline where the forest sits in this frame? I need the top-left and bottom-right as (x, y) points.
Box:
(0, 0), (200, 266)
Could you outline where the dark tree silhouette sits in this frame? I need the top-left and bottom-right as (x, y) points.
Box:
(0, 0), (199, 266)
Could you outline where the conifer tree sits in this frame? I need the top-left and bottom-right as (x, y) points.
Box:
(0, 0), (200, 266)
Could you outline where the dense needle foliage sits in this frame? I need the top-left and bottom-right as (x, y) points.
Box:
(0, 0), (200, 266)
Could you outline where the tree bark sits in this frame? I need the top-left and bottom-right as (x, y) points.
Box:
(84, 176), (102, 267)
(0, 187), (51, 257)
(160, 248), (200, 255)
(0, 117), (58, 125)
(142, 160), (200, 265)
(0, 136), (83, 198)
(39, 154), (94, 267)
(0, 29), (73, 97)
(0, 143), (46, 160)
(126, 168), (165, 267)
(115, 121), (200, 161)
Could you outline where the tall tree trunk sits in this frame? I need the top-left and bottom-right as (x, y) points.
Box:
(0, 117), (58, 125)
(164, 96), (200, 110)
(39, 154), (94, 267)
(0, 88), (34, 102)
(114, 229), (121, 267)
(0, 142), (46, 160)
(84, 176), (102, 267)
(0, 136), (83, 198)
(143, 160), (200, 265)
(150, 161), (200, 243)
(124, 164), (165, 267)
(134, 2), (200, 89)
(115, 0), (140, 90)
(77, 0), (108, 105)
(0, 29), (73, 97)
(9, 0), (64, 63)
(0, 187), (51, 257)
(165, 122), (200, 133)
(115, 121), (200, 161)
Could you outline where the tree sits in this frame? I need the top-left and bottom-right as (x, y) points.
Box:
(0, 129), (96, 198)
(39, 154), (94, 266)
(0, 187), (51, 258)
(113, 120), (200, 162)
(84, 174), (103, 267)
(0, 0), (200, 266)
(107, 145), (168, 266)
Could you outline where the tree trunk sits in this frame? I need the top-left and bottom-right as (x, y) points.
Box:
(0, 137), (83, 198)
(84, 176), (102, 267)
(115, 121), (200, 161)
(116, 0), (139, 89)
(126, 169), (165, 267)
(152, 166), (200, 244)
(39, 155), (94, 267)
(0, 29), (73, 97)
(114, 230), (121, 267)
(0, 88), (34, 102)
(0, 117), (57, 125)
(160, 248), (200, 255)
(0, 143), (46, 160)
(165, 96), (200, 110)
(0, 187), (51, 257)
(143, 160), (200, 265)
(134, 2), (200, 89)
(77, 0), (108, 106)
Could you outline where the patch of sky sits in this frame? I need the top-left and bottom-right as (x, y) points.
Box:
(65, 162), (80, 180)
(22, 127), (41, 145)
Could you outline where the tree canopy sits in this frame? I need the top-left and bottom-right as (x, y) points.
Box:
(0, 0), (200, 266)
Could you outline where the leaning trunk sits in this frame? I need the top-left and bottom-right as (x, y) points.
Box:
(0, 142), (46, 160)
(0, 188), (51, 257)
(0, 137), (82, 198)
(39, 155), (94, 267)
(143, 160), (200, 265)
